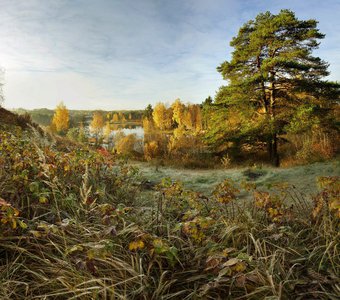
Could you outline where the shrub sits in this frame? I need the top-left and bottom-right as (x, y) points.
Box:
(66, 127), (79, 141)
(144, 140), (160, 161)
(115, 133), (138, 156)
(221, 154), (231, 168)
(295, 131), (337, 163)
(168, 127), (204, 159)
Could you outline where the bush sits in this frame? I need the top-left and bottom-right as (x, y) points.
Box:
(144, 140), (160, 161)
(295, 130), (337, 163)
(168, 127), (205, 159)
(66, 127), (79, 141)
(116, 133), (139, 157)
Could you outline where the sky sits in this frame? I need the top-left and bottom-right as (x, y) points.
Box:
(0, 0), (339, 110)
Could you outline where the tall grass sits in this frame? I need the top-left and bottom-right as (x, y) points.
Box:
(0, 125), (339, 299)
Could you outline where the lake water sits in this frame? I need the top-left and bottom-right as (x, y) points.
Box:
(87, 123), (144, 138)
(110, 125), (144, 138)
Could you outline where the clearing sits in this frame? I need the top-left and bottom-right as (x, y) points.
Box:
(133, 160), (340, 196)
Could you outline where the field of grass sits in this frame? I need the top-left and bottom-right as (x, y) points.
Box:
(133, 160), (340, 196)
(0, 122), (339, 299)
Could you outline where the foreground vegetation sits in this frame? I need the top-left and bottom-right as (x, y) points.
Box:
(1, 123), (339, 299)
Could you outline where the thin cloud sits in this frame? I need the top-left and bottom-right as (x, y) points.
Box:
(0, 0), (339, 110)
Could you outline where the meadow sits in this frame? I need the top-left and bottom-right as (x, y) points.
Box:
(133, 160), (340, 196)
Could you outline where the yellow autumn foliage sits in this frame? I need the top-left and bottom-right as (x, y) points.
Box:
(129, 240), (145, 251)
(52, 102), (69, 133)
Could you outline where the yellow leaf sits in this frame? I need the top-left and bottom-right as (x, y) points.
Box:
(233, 262), (247, 272)
(11, 218), (17, 229)
(18, 220), (27, 229)
(39, 196), (48, 204)
(222, 258), (240, 267)
(129, 240), (145, 251)
(13, 208), (19, 217)
(67, 245), (84, 255)
(137, 240), (145, 249)
(30, 230), (42, 238)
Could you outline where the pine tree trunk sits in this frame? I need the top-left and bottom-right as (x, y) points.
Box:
(267, 136), (273, 161)
(272, 133), (280, 167)
(266, 134), (280, 166)
(268, 73), (280, 167)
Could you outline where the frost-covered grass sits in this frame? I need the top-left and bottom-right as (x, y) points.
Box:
(133, 160), (340, 196)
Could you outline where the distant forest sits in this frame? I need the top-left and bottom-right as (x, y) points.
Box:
(11, 108), (144, 127)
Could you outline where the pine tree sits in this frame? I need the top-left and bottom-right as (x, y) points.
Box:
(202, 96), (213, 130)
(143, 104), (153, 120)
(208, 9), (340, 166)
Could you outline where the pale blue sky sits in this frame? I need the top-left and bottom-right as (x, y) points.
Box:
(1, 0), (339, 110)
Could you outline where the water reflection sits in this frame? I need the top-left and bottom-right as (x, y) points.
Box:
(110, 124), (144, 138)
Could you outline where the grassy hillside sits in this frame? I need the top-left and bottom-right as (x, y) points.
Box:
(0, 114), (339, 299)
